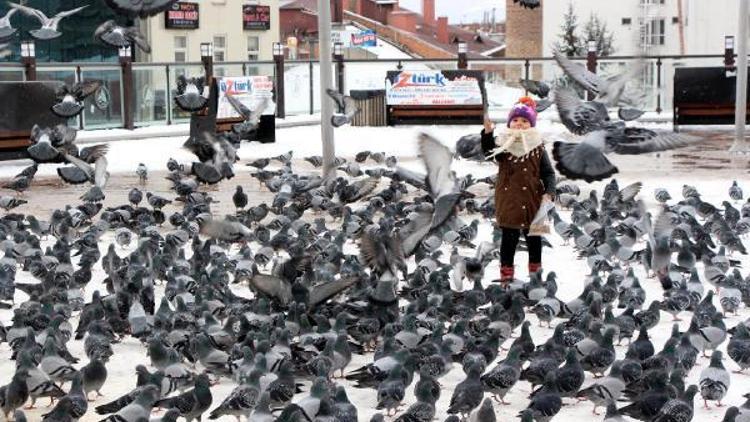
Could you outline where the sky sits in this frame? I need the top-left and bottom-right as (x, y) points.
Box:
(398, 0), (507, 25)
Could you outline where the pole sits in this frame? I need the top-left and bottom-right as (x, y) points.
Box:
(120, 49), (135, 130)
(318, 0), (336, 179)
(732, 0), (749, 153)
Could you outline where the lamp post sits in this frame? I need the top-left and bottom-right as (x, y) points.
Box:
(334, 41), (345, 94)
(725, 36), (736, 71)
(119, 46), (135, 130)
(20, 40), (36, 81)
(273, 42), (285, 119)
(457, 41), (468, 69)
(732, 0), (749, 153)
(586, 40), (598, 100)
(318, 0), (335, 180)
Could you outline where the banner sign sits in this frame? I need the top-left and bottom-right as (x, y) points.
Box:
(165, 2), (199, 29)
(243, 5), (271, 30)
(217, 76), (275, 119)
(351, 30), (377, 47)
(385, 70), (485, 106)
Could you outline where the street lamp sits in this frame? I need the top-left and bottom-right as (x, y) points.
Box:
(200, 42), (214, 59)
(20, 40), (35, 58)
(726, 35), (736, 70)
(457, 41), (468, 69)
(118, 45), (132, 59)
(273, 42), (284, 58)
(333, 41), (343, 57)
(588, 39), (597, 53)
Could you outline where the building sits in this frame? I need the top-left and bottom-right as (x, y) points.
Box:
(1, 0), (126, 62)
(539, 0), (743, 57)
(140, 0), (280, 68)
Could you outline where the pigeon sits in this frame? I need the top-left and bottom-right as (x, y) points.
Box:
(233, 186), (248, 210)
(553, 51), (643, 107)
(728, 323), (750, 373)
(174, 75), (208, 112)
(700, 351), (730, 409)
(553, 123), (701, 182)
(224, 94), (269, 140)
(105, 0), (180, 17)
(447, 363), (484, 418)
(94, 20), (151, 52)
(51, 81), (103, 118)
(136, 163), (148, 184)
(0, 196), (26, 211)
(99, 384), (160, 421)
(326, 89), (360, 127)
(8, 3), (87, 40)
(730, 181), (744, 202)
(513, 0), (540, 9)
(480, 346), (522, 404)
(153, 374), (212, 422)
(576, 362), (626, 415)
(519, 78), (550, 98)
(652, 384), (699, 422)
(418, 132), (461, 230)
(0, 368), (29, 420)
(0, 8), (17, 40)
(554, 86), (610, 135)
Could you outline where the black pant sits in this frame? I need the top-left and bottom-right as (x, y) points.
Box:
(500, 228), (542, 267)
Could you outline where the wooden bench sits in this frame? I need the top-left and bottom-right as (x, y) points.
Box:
(0, 81), (67, 160)
(673, 67), (749, 132)
(388, 104), (485, 125)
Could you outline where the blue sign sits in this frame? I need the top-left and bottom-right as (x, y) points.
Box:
(352, 30), (377, 47)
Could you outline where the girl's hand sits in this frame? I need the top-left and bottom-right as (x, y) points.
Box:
(483, 116), (494, 134)
(542, 194), (553, 203)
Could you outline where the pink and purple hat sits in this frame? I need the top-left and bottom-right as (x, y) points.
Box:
(507, 96), (538, 127)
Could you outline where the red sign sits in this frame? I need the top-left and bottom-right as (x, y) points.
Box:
(243, 5), (271, 30)
(165, 2), (199, 29)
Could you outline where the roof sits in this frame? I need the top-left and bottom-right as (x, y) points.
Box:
(401, 10), (503, 58)
(279, 0), (318, 10)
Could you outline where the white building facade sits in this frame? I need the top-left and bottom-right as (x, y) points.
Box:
(140, 0), (280, 66)
(542, 0), (744, 57)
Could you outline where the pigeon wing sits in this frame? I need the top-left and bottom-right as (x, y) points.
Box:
(326, 88), (347, 112)
(54, 5), (87, 19)
(552, 135), (618, 182)
(308, 277), (357, 308)
(125, 26), (151, 53)
(79, 144), (109, 163)
(225, 93), (252, 120)
(554, 87), (608, 135)
(73, 80), (102, 102)
(249, 274), (292, 305)
(8, 3), (48, 24)
(104, 0), (179, 17)
(418, 132), (455, 198)
(606, 128), (700, 155)
(554, 51), (604, 96)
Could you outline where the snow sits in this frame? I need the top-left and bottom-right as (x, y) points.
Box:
(0, 123), (748, 421)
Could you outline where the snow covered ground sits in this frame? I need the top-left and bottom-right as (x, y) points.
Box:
(0, 123), (747, 421)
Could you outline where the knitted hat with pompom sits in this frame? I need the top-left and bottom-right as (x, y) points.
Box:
(507, 96), (538, 128)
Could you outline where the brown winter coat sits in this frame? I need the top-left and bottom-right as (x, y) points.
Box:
(481, 128), (556, 230)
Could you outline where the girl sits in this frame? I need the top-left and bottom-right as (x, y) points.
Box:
(481, 97), (556, 284)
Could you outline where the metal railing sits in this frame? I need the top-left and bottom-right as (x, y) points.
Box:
(1, 54), (734, 130)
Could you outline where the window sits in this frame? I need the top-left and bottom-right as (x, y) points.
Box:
(640, 18), (665, 46)
(247, 36), (260, 61)
(672, 16), (680, 24)
(622, 17), (632, 25)
(213, 35), (226, 62)
(174, 36), (187, 62)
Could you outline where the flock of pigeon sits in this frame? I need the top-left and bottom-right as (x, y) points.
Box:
(0, 1), (749, 422)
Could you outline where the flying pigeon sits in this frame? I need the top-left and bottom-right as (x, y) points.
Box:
(224, 93), (269, 140)
(326, 88), (361, 127)
(94, 20), (151, 52)
(513, 0), (540, 9)
(51, 81), (103, 118)
(552, 123), (701, 182)
(9, 3), (87, 40)
(174, 75), (208, 112)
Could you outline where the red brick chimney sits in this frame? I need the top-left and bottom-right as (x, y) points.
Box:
(422, 0), (435, 25)
(436, 16), (449, 44)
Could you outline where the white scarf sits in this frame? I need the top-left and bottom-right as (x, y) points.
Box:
(486, 128), (544, 160)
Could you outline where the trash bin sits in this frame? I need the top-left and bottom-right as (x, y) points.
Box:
(350, 89), (386, 127)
